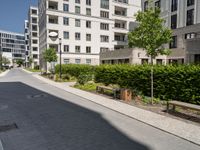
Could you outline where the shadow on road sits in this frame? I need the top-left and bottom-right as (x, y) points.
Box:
(0, 82), (150, 150)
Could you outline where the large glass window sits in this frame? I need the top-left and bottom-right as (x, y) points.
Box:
(63, 4), (69, 12)
(186, 9), (194, 26)
(169, 36), (177, 48)
(171, 0), (178, 12)
(75, 6), (80, 14)
(101, 0), (109, 9)
(187, 0), (195, 6)
(171, 14), (177, 29)
(63, 31), (69, 39)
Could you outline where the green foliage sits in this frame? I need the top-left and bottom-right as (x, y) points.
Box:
(128, 3), (172, 59)
(16, 59), (24, 66)
(95, 64), (200, 104)
(77, 73), (93, 85)
(34, 65), (40, 70)
(55, 64), (95, 79)
(0, 57), (10, 65)
(74, 82), (101, 92)
(43, 48), (58, 63)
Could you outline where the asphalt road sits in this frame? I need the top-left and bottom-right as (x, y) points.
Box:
(0, 68), (199, 150)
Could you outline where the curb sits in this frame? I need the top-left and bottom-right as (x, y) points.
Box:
(22, 68), (33, 74)
(0, 140), (4, 150)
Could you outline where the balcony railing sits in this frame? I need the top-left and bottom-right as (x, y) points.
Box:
(114, 0), (128, 4)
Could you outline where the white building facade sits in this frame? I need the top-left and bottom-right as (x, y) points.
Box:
(0, 30), (25, 67)
(24, 20), (29, 67)
(28, 6), (40, 68)
(141, 0), (200, 64)
(38, 0), (141, 69)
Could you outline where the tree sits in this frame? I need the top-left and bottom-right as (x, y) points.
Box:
(43, 48), (58, 72)
(128, 2), (172, 104)
(28, 57), (33, 68)
(16, 59), (24, 67)
(1, 57), (10, 66)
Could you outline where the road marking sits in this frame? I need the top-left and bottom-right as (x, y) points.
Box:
(0, 140), (4, 150)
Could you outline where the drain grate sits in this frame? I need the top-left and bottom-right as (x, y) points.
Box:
(27, 94), (47, 99)
(0, 123), (18, 133)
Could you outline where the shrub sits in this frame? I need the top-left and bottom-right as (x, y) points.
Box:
(77, 73), (93, 85)
(34, 65), (40, 70)
(95, 64), (200, 104)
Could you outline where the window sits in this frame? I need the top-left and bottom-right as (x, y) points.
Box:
(63, 31), (69, 39)
(86, 47), (91, 53)
(75, 0), (80, 4)
(86, 0), (91, 5)
(155, 0), (161, 8)
(169, 36), (177, 48)
(186, 9), (194, 26)
(32, 40), (38, 44)
(63, 17), (69, 25)
(75, 33), (81, 40)
(171, 0), (178, 12)
(101, 0), (109, 9)
(100, 11), (109, 18)
(75, 59), (81, 64)
(75, 46), (81, 53)
(63, 4), (69, 12)
(32, 25), (37, 31)
(100, 35), (109, 42)
(86, 8), (91, 16)
(100, 23), (109, 30)
(185, 33), (196, 39)
(75, 6), (80, 14)
(32, 9), (37, 14)
(187, 0), (194, 6)
(33, 47), (38, 51)
(33, 54), (38, 59)
(142, 59), (149, 64)
(32, 32), (37, 37)
(156, 59), (163, 65)
(86, 34), (91, 41)
(86, 59), (91, 64)
(32, 17), (37, 23)
(64, 45), (69, 52)
(64, 58), (70, 64)
(75, 19), (81, 27)
(144, 1), (148, 11)
(194, 54), (200, 64)
(86, 21), (91, 28)
(171, 14), (177, 29)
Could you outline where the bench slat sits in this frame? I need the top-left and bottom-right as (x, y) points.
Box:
(168, 101), (200, 111)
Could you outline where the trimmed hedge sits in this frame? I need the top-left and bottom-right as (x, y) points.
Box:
(55, 64), (200, 104)
(55, 64), (95, 78)
(95, 64), (200, 104)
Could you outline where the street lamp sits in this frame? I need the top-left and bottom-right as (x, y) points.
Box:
(49, 32), (62, 78)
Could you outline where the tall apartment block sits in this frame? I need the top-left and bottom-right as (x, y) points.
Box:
(0, 30), (25, 66)
(38, 0), (141, 69)
(27, 6), (40, 68)
(24, 20), (30, 67)
(142, 0), (200, 64)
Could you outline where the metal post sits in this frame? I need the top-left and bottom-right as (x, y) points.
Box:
(59, 38), (62, 79)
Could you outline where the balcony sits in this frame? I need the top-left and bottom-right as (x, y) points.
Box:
(114, 0), (128, 4)
(48, 15), (58, 24)
(48, 1), (58, 10)
(114, 6), (127, 16)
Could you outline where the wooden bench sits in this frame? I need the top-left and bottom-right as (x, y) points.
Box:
(167, 100), (200, 113)
(96, 85), (119, 99)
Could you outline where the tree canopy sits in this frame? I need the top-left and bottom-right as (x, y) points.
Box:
(128, 4), (172, 60)
(43, 48), (58, 63)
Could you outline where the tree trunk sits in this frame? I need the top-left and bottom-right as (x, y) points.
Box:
(150, 56), (153, 105)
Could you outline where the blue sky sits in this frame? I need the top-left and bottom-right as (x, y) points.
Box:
(0, 0), (37, 34)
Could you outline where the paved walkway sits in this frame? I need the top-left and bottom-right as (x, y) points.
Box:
(0, 70), (9, 77)
(23, 69), (200, 145)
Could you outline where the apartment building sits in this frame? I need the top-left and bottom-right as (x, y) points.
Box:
(141, 0), (200, 64)
(38, 0), (141, 69)
(0, 30), (25, 66)
(27, 6), (40, 68)
(24, 20), (29, 67)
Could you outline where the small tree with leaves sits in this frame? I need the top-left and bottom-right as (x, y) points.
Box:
(128, 2), (172, 104)
(16, 59), (24, 67)
(43, 48), (58, 73)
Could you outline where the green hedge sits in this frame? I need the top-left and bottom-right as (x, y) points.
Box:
(95, 64), (200, 104)
(55, 64), (95, 78)
(56, 64), (200, 104)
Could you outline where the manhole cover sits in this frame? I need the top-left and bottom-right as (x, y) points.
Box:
(27, 94), (47, 99)
(0, 123), (18, 133)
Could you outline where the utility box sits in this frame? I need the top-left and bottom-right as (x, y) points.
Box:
(120, 89), (132, 102)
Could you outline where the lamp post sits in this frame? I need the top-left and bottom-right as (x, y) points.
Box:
(59, 38), (62, 79)
(49, 32), (62, 78)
